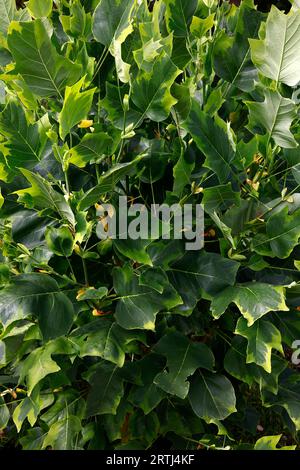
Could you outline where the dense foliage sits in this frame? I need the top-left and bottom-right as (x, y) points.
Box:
(1, 0), (300, 450)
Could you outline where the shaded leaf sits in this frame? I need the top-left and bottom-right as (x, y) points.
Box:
(189, 371), (236, 422)
(153, 331), (214, 399)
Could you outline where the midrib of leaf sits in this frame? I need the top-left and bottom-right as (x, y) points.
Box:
(1, 0), (12, 26)
(169, 343), (190, 388)
(101, 366), (119, 404)
(275, 18), (288, 87)
(253, 221), (300, 249)
(36, 47), (63, 99)
(199, 370), (223, 417)
(111, 2), (134, 47)
(171, 267), (220, 280)
(18, 31), (63, 99)
(179, 0), (189, 36)
(268, 95), (285, 140)
(13, 125), (39, 162)
(133, 55), (178, 128)
(273, 312), (294, 339)
(0, 287), (75, 310)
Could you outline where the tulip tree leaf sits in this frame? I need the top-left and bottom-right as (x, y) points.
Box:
(42, 416), (81, 450)
(0, 99), (41, 170)
(113, 264), (182, 331)
(182, 99), (237, 183)
(7, 19), (82, 98)
(246, 89), (297, 149)
(153, 331), (214, 399)
(213, 1), (263, 92)
(78, 156), (144, 210)
(68, 132), (115, 168)
(92, 0), (135, 83)
(254, 435), (296, 451)
(131, 51), (181, 123)
(189, 371), (237, 422)
(27, 0), (52, 18)
(190, 14), (215, 39)
(70, 318), (146, 367)
(169, 251), (239, 313)
(0, 273), (75, 340)
(14, 168), (75, 226)
(92, 0), (135, 47)
(262, 371), (300, 430)
(0, 0), (30, 37)
(211, 283), (289, 326)
(59, 78), (96, 140)
(235, 317), (283, 373)
(250, 6), (300, 86)
(266, 207), (300, 258)
(224, 337), (287, 394)
(0, 396), (10, 430)
(84, 362), (124, 417)
(165, 0), (198, 37)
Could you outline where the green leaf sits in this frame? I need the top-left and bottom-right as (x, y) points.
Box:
(182, 99), (236, 183)
(273, 310), (300, 347)
(172, 148), (195, 197)
(245, 89), (297, 149)
(254, 434), (296, 450)
(0, 99), (42, 170)
(189, 371), (236, 422)
(0, 0), (30, 37)
(190, 14), (214, 39)
(20, 427), (46, 450)
(0, 396), (10, 430)
(169, 251), (239, 314)
(262, 371), (300, 430)
(20, 345), (61, 394)
(7, 19), (82, 98)
(84, 362), (124, 417)
(114, 239), (153, 266)
(126, 353), (166, 414)
(153, 331), (214, 399)
(92, 0), (135, 47)
(40, 390), (85, 427)
(202, 183), (241, 214)
(165, 0), (198, 37)
(12, 388), (54, 432)
(42, 416), (81, 450)
(212, 1), (263, 92)
(139, 267), (169, 294)
(101, 82), (141, 130)
(0, 273), (75, 339)
(92, 0), (135, 84)
(76, 287), (108, 301)
(224, 337), (287, 394)
(250, 6), (300, 86)
(45, 225), (74, 257)
(235, 317), (283, 373)
(131, 51), (181, 123)
(70, 318), (146, 367)
(78, 157), (144, 210)
(211, 282), (288, 326)
(14, 169), (75, 226)
(68, 132), (116, 168)
(27, 0), (52, 18)
(113, 264), (182, 330)
(256, 206), (300, 258)
(59, 77), (96, 140)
